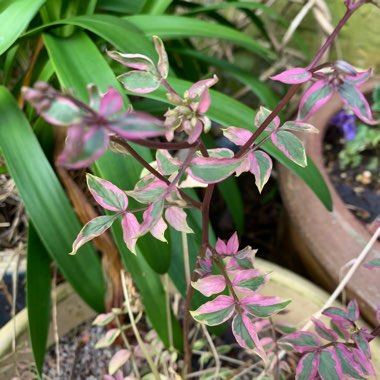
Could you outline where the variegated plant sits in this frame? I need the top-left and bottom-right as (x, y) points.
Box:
(22, 0), (380, 378)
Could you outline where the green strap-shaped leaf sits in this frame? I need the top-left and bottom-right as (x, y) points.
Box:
(27, 223), (52, 377)
(133, 78), (333, 211)
(0, 86), (105, 311)
(125, 15), (275, 60)
(43, 31), (182, 349)
(183, 1), (279, 17)
(142, 0), (173, 15)
(0, 0), (45, 55)
(22, 14), (155, 58)
(97, 0), (146, 14)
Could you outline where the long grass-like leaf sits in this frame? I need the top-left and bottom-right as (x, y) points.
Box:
(125, 15), (275, 60)
(0, 0), (45, 55)
(142, 0), (173, 15)
(0, 86), (106, 311)
(27, 223), (52, 377)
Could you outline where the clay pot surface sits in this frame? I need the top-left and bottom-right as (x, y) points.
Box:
(279, 79), (380, 326)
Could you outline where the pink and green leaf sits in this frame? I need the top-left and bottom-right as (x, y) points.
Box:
(298, 80), (333, 121)
(271, 68), (312, 85)
(107, 51), (156, 72)
(57, 126), (109, 169)
(140, 199), (165, 235)
(205, 148), (235, 159)
(335, 344), (366, 380)
(232, 313), (267, 361)
(108, 111), (165, 139)
(215, 232), (239, 256)
(226, 246), (256, 271)
(295, 352), (319, 380)
(156, 150), (181, 175)
(150, 217), (167, 242)
(338, 83), (377, 124)
(188, 75), (218, 99)
(254, 106), (280, 131)
(365, 258), (380, 269)
(222, 127), (253, 146)
(352, 333), (371, 359)
(108, 349), (131, 376)
(232, 269), (267, 293)
(99, 87), (123, 117)
(93, 313), (115, 326)
(249, 150), (273, 193)
(347, 300), (359, 322)
(86, 174), (128, 212)
(190, 295), (235, 326)
(95, 328), (121, 349)
(280, 332), (320, 353)
(128, 177), (168, 204)
(70, 214), (118, 255)
(345, 68), (372, 87)
(318, 349), (344, 380)
(330, 320), (350, 341)
(322, 307), (350, 323)
(282, 121), (319, 134)
(121, 212), (140, 255)
(352, 347), (375, 376)
(192, 275), (226, 297)
(153, 35), (169, 79)
(117, 70), (161, 94)
(165, 206), (193, 233)
(271, 130), (307, 167)
(23, 87), (83, 126)
(241, 294), (291, 318)
(311, 318), (338, 342)
(188, 156), (242, 184)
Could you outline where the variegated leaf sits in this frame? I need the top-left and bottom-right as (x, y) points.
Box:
(298, 80), (333, 121)
(109, 349), (131, 375)
(95, 328), (120, 349)
(254, 106), (280, 131)
(232, 313), (267, 361)
(282, 121), (319, 134)
(241, 294), (291, 318)
(165, 206), (193, 233)
(271, 130), (307, 167)
(153, 36), (169, 79)
(295, 352), (319, 380)
(318, 349), (344, 380)
(57, 126), (109, 169)
(188, 156), (242, 184)
(338, 82), (377, 124)
(192, 275), (226, 297)
(70, 214), (119, 255)
(271, 68), (312, 85)
(249, 150), (273, 193)
(281, 332), (320, 353)
(190, 295), (235, 326)
(87, 174), (128, 211)
(118, 70), (161, 94)
(122, 212), (140, 255)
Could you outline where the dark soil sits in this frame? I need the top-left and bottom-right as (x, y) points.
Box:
(323, 126), (380, 224)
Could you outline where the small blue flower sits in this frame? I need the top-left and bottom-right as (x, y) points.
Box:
(330, 110), (357, 141)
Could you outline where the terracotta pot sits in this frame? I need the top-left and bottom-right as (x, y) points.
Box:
(278, 79), (380, 326)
